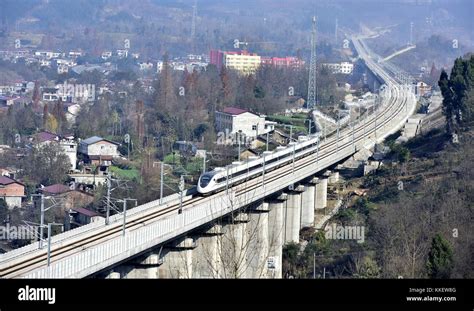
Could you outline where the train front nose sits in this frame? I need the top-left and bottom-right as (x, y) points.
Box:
(198, 174), (212, 193)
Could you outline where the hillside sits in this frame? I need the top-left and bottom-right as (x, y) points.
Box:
(283, 126), (473, 279)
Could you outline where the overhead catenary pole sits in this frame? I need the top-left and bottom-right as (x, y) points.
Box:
(316, 138), (320, 165)
(106, 173), (111, 225)
(266, 132), (269, 152)
(306, 119), (312, 135)
(178, 175), (185, 214)
(122, 200), (127, 236)
(39, 194), (44, 249)
(225, 165), (229, 194)
(352, 120), (355, 151)
(47, 224), (52, 266)
(160, 161), (164, 205)
(292, 144), (296, 174)
(202, 151), (207, 174)
(336, 110), (340, 154)
(237, 132), (241, 161)
(47, 223), (63, 266)
(313, 252), (316, 279)
(375, 108), (378, 141)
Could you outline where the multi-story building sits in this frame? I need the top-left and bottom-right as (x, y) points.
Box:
(340, 62), (354, 74)
(210, 50), (261, 74)
(79, 136), (120, 166)
(261, 56), (305, 68)
(32, 132), (78, 171)
(0, 176), (25, 209)
(215, 107), (273, 142)
(224, 51), (261, 74)
(211, 49), (304, 73)
(415, 81), (432, 97)
(34, 51), (62, 59)
(322, 61), (354, 75)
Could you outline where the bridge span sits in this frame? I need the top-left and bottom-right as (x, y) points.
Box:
(0, 35), (417, 279)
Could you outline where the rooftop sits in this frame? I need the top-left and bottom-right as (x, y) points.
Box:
(34, 131), (59, 143)
(72, 207), (102, 218)
(40, 184), (71, 195)
(221, 107), (249, 116)
(81, 136), (119, 146)
(0, 176), (23, 186)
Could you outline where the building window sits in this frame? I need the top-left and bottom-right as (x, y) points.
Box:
(252, 125), (257, 131)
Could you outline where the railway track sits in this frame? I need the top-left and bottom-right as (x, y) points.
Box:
(0, 36), (415, 278)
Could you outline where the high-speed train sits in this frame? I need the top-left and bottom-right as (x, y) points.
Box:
(197, 134), (322, 195)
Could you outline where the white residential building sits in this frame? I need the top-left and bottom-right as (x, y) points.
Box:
(32, 132), (78, 171)
(322, 61), (354, 75)
(215, 107), (270, 140)
(79, 136), (120, 166)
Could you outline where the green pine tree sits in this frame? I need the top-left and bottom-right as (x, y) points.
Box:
(426, 234), (453, 279)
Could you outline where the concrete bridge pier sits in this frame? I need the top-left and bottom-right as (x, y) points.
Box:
(157, 237), (196, 278)
(266, 193), (287, 279)
(105, 271), (121, 279)
(315, 177), (328, 211)
(192, 224), (224, 278)
(104, 248), (165, 279)
(220, 212), (250, 278)
(301, 183), (316, 228)
(246, 202), (270, 278)
(128, 251), (164, 278)
(283, 185), (304, 244)
(328, 171), (340, 184)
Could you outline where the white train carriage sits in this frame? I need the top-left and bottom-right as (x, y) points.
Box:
(197, 134), (321, 195)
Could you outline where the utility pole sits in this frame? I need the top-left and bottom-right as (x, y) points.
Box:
(375, 105), (378, 141)
(122, 200), (127, 237)
(266, 132), (269, 151)
(306, 119), (312, 135)
(122, 198), (137, 236)
(352, 121), (355, 150)
(225, 165), (229, 194)
(323, 120), (326, 142)
(47, 223), (63, 266)
(316, 138), (320, 165)
(202, 152), (207, 174)
(336, 110), (340, 154)
(292, 144), (296, 174)
(178, 175), (185, 214)
(160, 161), (164, 205)
(237, 131), (242, 161)
(364, 113), (367, 142)
(106, 173), (111, 225)
(313, 252), (316, 279)
(32, 194), (62, 250)
(39, 194), (44, 249)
